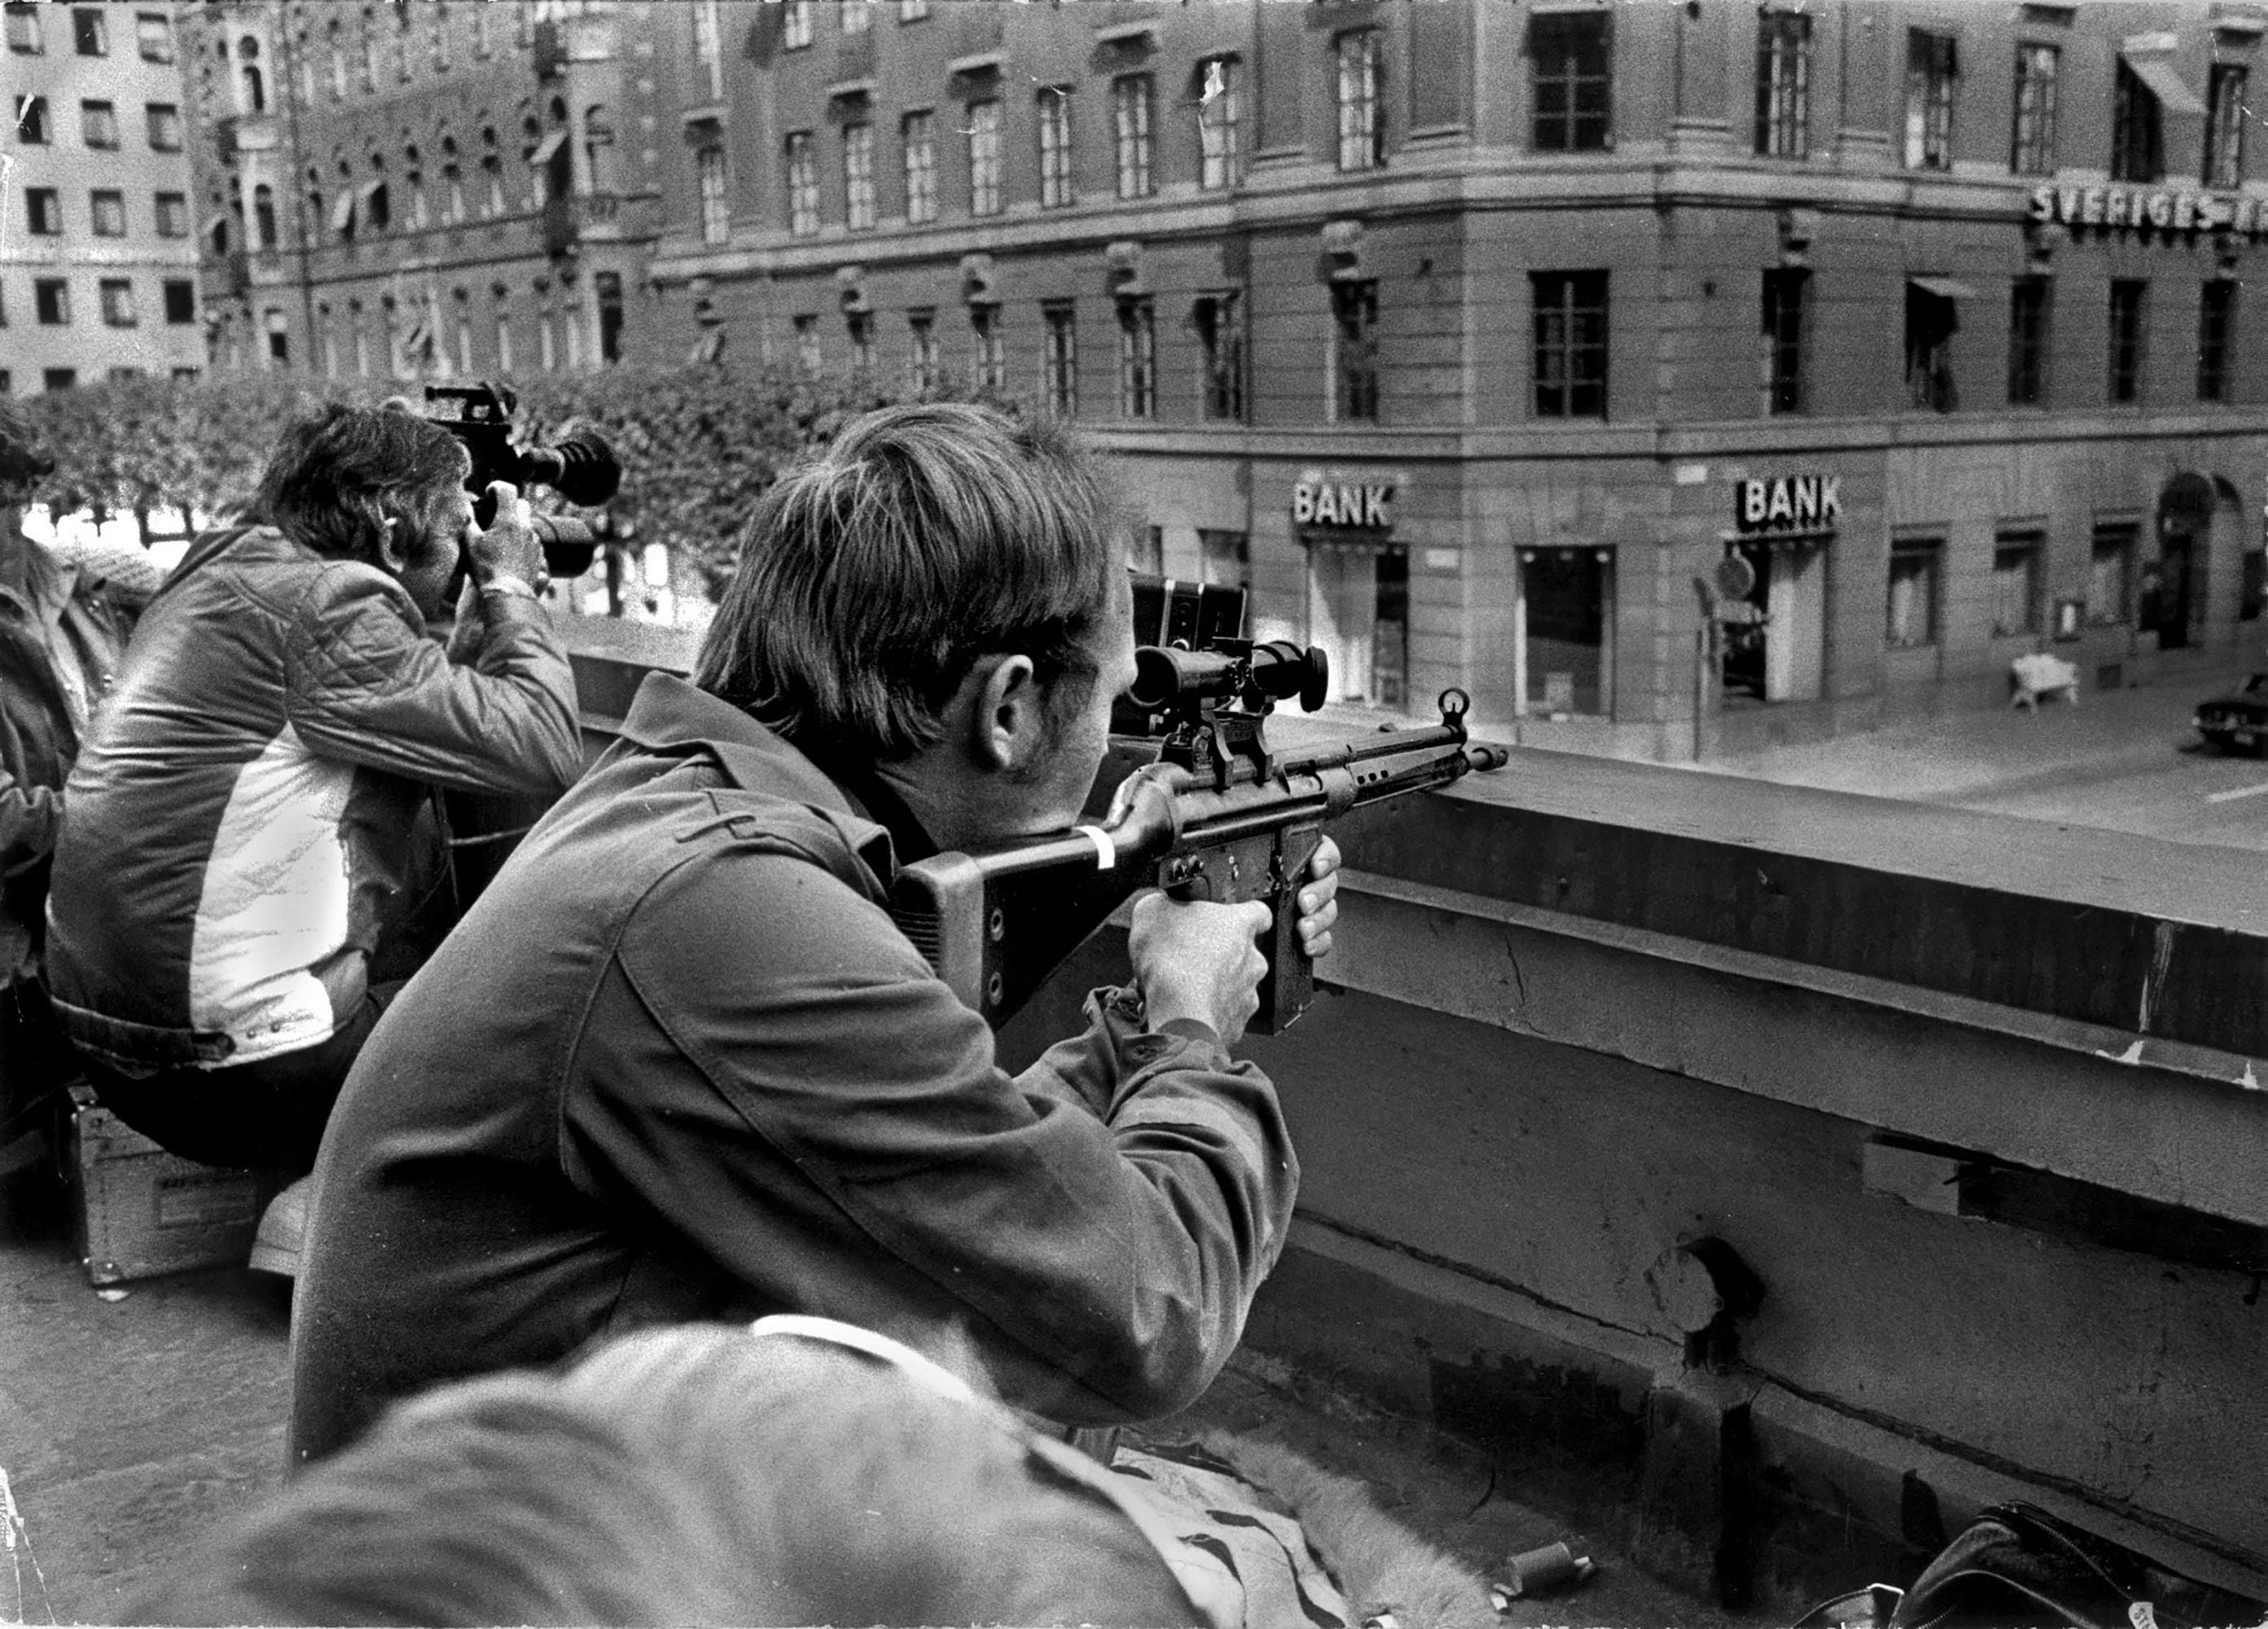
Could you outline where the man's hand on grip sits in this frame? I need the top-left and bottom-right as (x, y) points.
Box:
(1295, 836), (1342, 962)
(1130, 894), (1273, 1045)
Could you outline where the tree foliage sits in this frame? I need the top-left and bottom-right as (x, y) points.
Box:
(15, 364), (1012, 599)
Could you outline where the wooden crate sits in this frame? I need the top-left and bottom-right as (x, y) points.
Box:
(65, 1088), (283, 1286)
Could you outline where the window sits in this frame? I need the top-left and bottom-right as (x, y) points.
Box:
(902, 112), (936, 223)
(1531, 270), (1608, 418)
(1117, 296), (1155, 418)
(2199, 279), (2236, 402)
(90, 190), (125, 237)
(2008, 276), (2051, 406)
(265, 308), (289, 364)
(155, 192), (188, 237)
(967, 99), (1002, 215)
(2090, 524), (2135, 625)
(253, 182), (277, 248)
(33, 279), (66, 324)
(1991, 530), (2042, 637)
(693, 0), (723, 101)
(1042, 303), (1077, 416)
(135, 10), (170, 61)
(900, 0), (927, 20)
(6, 4), (42, 55)
(2108, 279), (2146, 403)
(2112, 61), (2163, 183)
(1113, 75), (1153, 199)
(1331, 279), (1379, 423)
(1904, 30), (1956, 170)
(42, 370), (75, 392)
(1336, 30), (1383, 171)
(970, 305), (1004, 390)
(2208, 64), (2247, 188)
(1195, 292), (1244, 420)
(1761, 267), (1808, 414)
(72, 7), (105, 55)
(842, 1), (873, 35)
(1037, 88), (1073, 208)
(147, 103), (182, 151)
(696, 146), (729, 244)
(843, 122), (875, 230)
(1197, 56), (1241, 188)
(785, 130), (818, 235)
(2011, 43), (2060, 173)
(1755, 9), (1811, 158)
(782, 0), (812, 51)
(490, 289), (511, 373)
(1905, 282), (1959, 411)
(25, 188), (60, 236)
(596, 271), (624, 364)
(906, 308), (937, 392)
(432, 7), (448, 72)
(846, 309), (873, 372)
(1530, 11), (1610, 153)
(1887, 539), (1941, 648)
(149, 279), (190, 330)
(13, 94), (46, 143)
(81, 100), (117, 150)
(472, 5), (491, 58)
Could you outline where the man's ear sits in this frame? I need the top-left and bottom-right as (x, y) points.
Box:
(967, 653), (1044, 774)
(376, 512), (410, 575)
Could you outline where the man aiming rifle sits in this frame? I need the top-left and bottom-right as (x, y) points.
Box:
(291, 402), (1342, 1464)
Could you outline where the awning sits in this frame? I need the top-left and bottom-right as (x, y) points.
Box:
(2122, 51), (2209, 117)
(1908, 275), (1976, 300)
(526, 128), (567, 166)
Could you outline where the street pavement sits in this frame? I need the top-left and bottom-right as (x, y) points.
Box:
(1700, 662), (2268, 854)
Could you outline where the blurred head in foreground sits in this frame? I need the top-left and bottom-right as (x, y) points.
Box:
(140, 1317), (1224, 1628)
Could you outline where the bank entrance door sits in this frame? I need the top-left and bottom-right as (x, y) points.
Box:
(1307, 539), (1409, 708)
(1719, 538), (1827, 703)
(2158, 531), (2195, 649)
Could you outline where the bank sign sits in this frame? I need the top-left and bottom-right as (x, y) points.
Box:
(1733, 474), (1841, 535)
(1293, 480), (1395, 528)
(2027, 183), (2268, 237)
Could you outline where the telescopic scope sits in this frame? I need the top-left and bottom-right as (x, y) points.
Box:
(1125, 639), (1331, 715)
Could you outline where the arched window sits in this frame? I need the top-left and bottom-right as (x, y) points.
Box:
(305, 167), (324, 246)
(583, 103), (615, 194)
(327, 20), (346, 99)
(439, 134), (464, 223)
(252, 182), (276, 248)
(480, 125), (506, 216)
(404, 141), (428, 228)
(211, 216), (230, 254)
(366, 155), (390, 231)
(491, 283), (514, 373)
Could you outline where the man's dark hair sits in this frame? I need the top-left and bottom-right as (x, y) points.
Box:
(694, 402), (1123, 762)
(248, 402), (468, 569)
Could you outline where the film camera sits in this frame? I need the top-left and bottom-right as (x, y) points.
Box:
(423, 382), (620, 577)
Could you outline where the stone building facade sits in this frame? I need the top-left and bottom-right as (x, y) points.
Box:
(643, 0), (2268, 754)
(2, 0), (204, 393)
(176, 0), (665, 392)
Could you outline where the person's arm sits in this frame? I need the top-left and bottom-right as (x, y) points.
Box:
(565, 850), (1299, 1428)
(0, 760), (59, 880)
(282, 569), (581, 796)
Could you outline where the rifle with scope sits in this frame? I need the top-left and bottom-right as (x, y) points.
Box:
(889, 634), (1510, 1034)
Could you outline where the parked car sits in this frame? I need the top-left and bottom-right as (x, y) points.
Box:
(2192, 674), (2268, 753)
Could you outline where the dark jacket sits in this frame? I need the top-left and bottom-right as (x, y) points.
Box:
(0, 538), (136, 984)
(290, 672), (1300, 1466)
(45, 525), (581, 1073)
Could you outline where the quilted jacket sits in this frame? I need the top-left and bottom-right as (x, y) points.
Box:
(45, 525), (581, 1073)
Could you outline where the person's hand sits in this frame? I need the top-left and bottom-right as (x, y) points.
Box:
(1129, 894), (1272, 1044)
(1295, 836), (1342, 962)
(464, 481), (545, 593)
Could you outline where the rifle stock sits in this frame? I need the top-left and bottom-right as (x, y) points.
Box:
(890, 707), (1508, 1033)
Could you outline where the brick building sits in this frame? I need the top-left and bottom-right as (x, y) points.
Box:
(644, 0), (2268, 753)
(2, 1), (204, 394)
(177, 0), (665, 391)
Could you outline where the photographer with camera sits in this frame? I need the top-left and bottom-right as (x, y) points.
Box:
(42, 403), (581, 1268)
